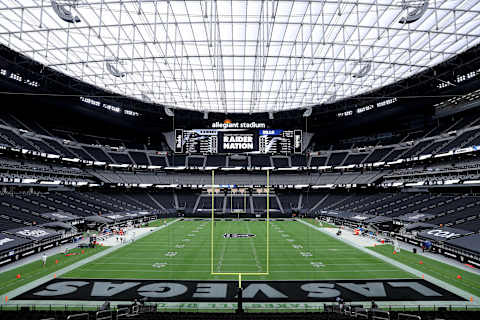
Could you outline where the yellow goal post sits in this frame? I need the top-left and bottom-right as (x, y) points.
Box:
(210, 169), (270, 287)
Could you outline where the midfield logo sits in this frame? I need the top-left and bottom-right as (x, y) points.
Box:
(223, 233), (256, 238)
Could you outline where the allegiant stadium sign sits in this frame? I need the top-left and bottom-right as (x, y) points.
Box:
(211, 121), (266, 129)
(14, 279), (464, 302)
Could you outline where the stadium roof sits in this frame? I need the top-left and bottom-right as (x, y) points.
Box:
(1, 1), (480, 114)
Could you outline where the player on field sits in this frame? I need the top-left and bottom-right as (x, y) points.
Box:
(41, 253), (47, 267)
(394, 240), (400, 253)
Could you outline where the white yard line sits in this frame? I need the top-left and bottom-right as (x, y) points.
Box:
(215, 222), (232, 273)
(246, 222), (263, 273)
(297, 219), (480, 304)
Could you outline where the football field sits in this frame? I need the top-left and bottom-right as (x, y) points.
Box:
(62, 219), (415, 281)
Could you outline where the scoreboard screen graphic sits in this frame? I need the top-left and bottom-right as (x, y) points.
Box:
(175, 129), (302, 154)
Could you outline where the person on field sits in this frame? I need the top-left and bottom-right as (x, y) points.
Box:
(42, 253), (47, 267)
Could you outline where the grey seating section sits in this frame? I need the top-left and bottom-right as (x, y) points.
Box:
(401, 140), (432, 158)
(109, 153), (133, 164)
(343, 153), (368, 165)
(0, 128), (35, 150)
(383, 149), (407, 162)
(27, 139), (58, 154)
(363, 148), (393, 163)
(129, 151), (150, 165)
(437, 129), (480, 153)
(0, 218), (25, 231)
(168, 155), (186, 166)
(272, 157), (289, 168)
(69, 147), (95, 161)
(149, 156), (167, 166)
(290, 155), (307, 167)
(43, 139), (78, 158)
(250, 155), (272, 167)
(84, 146), (112, 162)
(310, 156), (327, 167)
(187, 157), (205, 167)
(327, 152), (347, 166)
(228, 157), (248, 167)
(205, 155), (226, 167)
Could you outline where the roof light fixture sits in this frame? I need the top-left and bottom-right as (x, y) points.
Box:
(399, 0), (429, 24)
(51, 0), (80, 24)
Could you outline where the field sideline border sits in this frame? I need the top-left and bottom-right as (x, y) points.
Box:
(297, 219), (480, 304)
(0, 218), (181, 305)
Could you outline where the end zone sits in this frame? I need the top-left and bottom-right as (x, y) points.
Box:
(12, 278), (466, 303)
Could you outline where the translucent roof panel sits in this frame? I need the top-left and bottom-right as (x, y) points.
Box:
(1, 0), (480, 113)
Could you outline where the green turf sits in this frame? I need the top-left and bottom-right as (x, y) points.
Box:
(63, 220), (414, 281)
(146, 218), (174, 227)
(369, 244), (480, 298)
(0, 246), (106, 296)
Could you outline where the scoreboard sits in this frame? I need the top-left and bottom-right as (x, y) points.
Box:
(175, 129), (302, 154)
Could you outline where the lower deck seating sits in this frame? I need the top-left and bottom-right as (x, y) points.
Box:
(1, 190), (479, 232)
(313, 192), (480, 232)
(0, 217), (25, 231)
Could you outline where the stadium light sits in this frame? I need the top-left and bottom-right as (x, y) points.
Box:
(351, 61), (371, 78)
(302, 107), (312, 118)
(51, 0), (81, 24)
(106, 61), (126, 78)
(164, 106), (175, 117)
(399, 0), (429, 24)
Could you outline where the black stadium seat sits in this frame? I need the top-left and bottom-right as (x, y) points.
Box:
(206, 155), (226, 167)
(129, 151), (150, 165)
(149, 156), (168, 166)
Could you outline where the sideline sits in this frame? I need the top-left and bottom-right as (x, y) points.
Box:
(297, 219), (479, 304)
(0, 237), (89, 274)
(393, 238), (480, 275)
(301, 219), (480, 275)
(0, 218), (180, 304)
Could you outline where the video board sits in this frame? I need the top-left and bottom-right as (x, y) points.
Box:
(175, 129), (302, 154)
